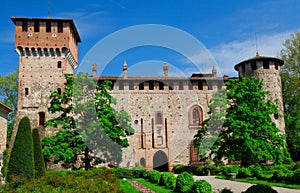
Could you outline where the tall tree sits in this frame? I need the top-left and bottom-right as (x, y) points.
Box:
(42, 73), (134, 170)
(194, 76), (290, 167)
(280, 31), (300, 161)
(7, 117), (34, 180)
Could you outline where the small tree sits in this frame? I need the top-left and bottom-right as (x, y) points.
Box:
(7, 116), (34, 180)
(32, 128), (46, 178)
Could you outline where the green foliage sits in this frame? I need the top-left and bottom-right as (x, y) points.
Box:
(43, 73), (134, 170)
(175, 171), (194, 193)
(159, 172), (175, 187)
(237, 167), (252, 178)
(147, 170), (161, 184)
(111, 167), (147, 179)
(1, 168), (122, 193)
(280, 31), (300, 161)
(220, 166), (239, 176)
(7, 117), (34, 180)
(192, 180), (212, 193)
(32, 128), (46, 178)
(194, 76), (290, 166)
(242, 184), (278, 193)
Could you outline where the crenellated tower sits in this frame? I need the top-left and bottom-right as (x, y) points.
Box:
(234, 53), (285, 133)
(11, 17), (81, 138)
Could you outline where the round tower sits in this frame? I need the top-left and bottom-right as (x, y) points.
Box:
(234, 53), (285, 133)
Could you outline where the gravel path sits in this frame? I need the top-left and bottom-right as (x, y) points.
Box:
(128, 180), (155, 193)
(193, 176), (300, 193)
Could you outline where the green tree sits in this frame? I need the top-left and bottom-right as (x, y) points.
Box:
(7, 116), (34, 180)
(280, 31), (300, 161)
(42, 73), (134, 170)
(32, 128), (46, 178)
(194, 76), (289, 167)
(0, 69), (18, 143)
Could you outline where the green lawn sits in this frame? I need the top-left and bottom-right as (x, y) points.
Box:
(119, 180), (140, 193)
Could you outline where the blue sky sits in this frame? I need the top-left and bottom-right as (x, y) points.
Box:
(1, 0), (300, 77)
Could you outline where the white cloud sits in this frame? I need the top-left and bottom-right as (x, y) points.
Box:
(209, 31), (293, 77)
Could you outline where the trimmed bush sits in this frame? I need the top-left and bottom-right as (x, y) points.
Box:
(160, 172), (174, 186)
(112, 167), (146, 179)
(192, 180), (212, 193)
(7, 117), (34, 180)
(175, 171), (194, 193)
(166, 174), (177, 190)
(32, 128), (46, 178)
(237, 167), (252, 178)
(243, 184), (278, 193)
(220, 166), (239, 177)
(147, 170), (161, 184)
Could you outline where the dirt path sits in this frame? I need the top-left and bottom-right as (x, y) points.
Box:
(128, 180), (155, 193)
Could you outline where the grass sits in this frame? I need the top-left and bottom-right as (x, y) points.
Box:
(119, 180), (140, 193)
(216, 176), (300, 190)
(134, 178), (174, 193)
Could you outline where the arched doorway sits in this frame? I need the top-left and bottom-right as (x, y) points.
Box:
(153, 150), (168, 172)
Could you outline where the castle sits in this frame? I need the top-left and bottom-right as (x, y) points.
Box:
(9, 17), (285, 171)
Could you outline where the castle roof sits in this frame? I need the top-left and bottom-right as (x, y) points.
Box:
(0, 102), (12, 114)
(11, 17), (81, 43)
(234, 52), (284, 71)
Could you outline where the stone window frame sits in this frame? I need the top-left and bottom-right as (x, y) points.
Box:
(188, 105), (203, 129)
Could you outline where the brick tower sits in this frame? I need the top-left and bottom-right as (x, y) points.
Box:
(234, 53), (285, 133)
(10, 17), (81, 138)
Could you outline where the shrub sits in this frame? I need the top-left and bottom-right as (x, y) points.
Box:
(166, 174), (177, 190)
(237, 167), (252, 178)
(32, 128), (46, 178)
(192, 180), (212, 193)
(112, 167), (146, 179)
(147, 170), (161, 184)
(160, 172), (174, 186)
(173, 164), (184, 173)
(175, 171), (194, 193)
(242, 184), (278, 193)
(220, 166), (239, 176)
(289, 168), (300, 184)
(219, 188), (234, 193)
(7, 117), (34, 181)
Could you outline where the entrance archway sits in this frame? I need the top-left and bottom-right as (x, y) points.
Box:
(153, 150), (168, 172)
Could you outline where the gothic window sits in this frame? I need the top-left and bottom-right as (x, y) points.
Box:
(57, 88), (62, 95)
(189, 105), (203, 128)
(22, 21), (28, 32)
(155, 112), (163, 125)
(38, 112), (45, 126)
(34, 21), (40, 32)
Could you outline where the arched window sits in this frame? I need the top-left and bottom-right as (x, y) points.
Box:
(189, 105), (203, 128)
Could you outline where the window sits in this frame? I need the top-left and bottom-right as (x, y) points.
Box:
(57, 61), (62, 68)
(57, 88), (62, 95)
(22, 21), (28, 32)
(46, 21), (51, 32)
(155, 112), (163, 125)
(25, 88), (29, 96)
(38, 112), (45, 126)
(189, 105), (203, 128)
(34, 21), (40, 32)
(251, 61), (257, 70)
(57, 21), (63, 33)
(263, 61), (269, 69)
(274, 114), (279, 120)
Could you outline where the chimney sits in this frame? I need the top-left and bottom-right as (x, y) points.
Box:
(92, 64), (97, 77)
(123, 60), (128, 79)
(212, 66), (217, 78)
(163, 62), (168, 77)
